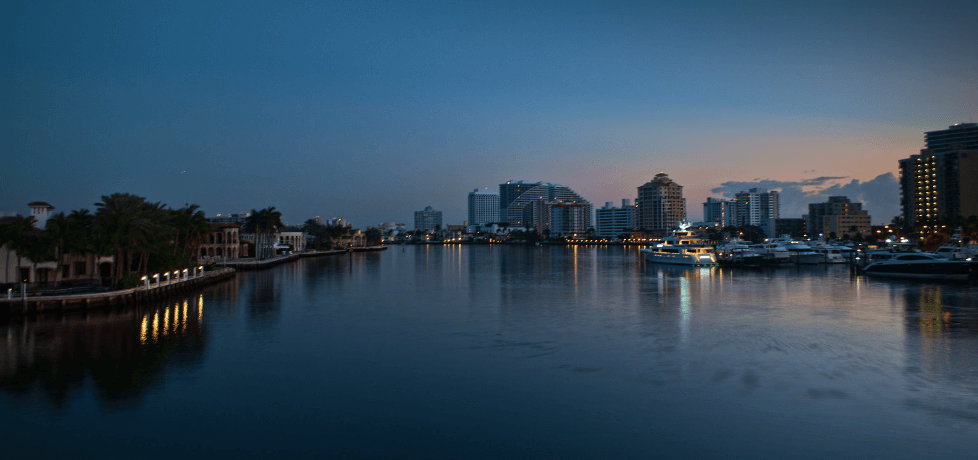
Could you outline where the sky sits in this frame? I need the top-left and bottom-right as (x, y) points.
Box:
(2, 0), (977, 227)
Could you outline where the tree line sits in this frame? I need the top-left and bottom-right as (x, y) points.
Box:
(1, 193), (210, 290)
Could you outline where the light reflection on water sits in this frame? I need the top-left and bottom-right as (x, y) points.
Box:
(1, 245), (977, 458)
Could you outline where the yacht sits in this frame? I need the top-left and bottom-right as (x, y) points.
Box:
(862, 252), (978, 281)
(752, 241), (791, 264)
(810, 244), (848, 264)
(772, 236), (823, 265)
(640, 224), (718, 266)
(932, 228), (978, 260)
(719, 238), (763, 265)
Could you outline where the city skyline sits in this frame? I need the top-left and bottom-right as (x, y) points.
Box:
(3, 1), (976, 226)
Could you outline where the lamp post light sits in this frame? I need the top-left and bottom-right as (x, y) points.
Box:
(153, 273), (160, 288)
(198, 265), (204, 278)
(183, 269), (189, 281)
(7, 288), (11, 300)
(142, 276), (149, 290)
(164, 272), (170, 285)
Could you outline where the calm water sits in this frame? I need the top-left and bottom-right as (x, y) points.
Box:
(3, 245), (977, 459)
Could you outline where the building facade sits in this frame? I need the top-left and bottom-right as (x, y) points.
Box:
(595, 200), (637, 238)
(636, 173), (685, 235)
(774, 218), (807, 238)
(806, 196), (871, 237)
(702, 197), (737, 227)
(732, 188), (779, 227)
(501, 182), (593, 235)
(468, 188), (500, 225)
(898, 123), (978, 229)
(499, 181), (543, 220)
(414, 206), (443, 232)
(200, 223), (242, 262)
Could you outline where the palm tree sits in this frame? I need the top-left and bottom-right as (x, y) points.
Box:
(68, 209), (97, 284)
(95, 193), (153, 288)
(244, 207), (283, 260)
(21, 232), (54, 290)
(2, 216), (37, 284)
(170, 204), (210, 263)
(43, 212), (72, 292)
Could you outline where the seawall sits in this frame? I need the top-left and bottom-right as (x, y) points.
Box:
(1, 268), (236, 314)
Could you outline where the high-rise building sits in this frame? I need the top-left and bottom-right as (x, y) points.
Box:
(732, 188), (779, 228)
(898, 123), (978, 228)
(636, 173), (685, 234)
(807, 196), (871, 237)
(414, 206), (442, 232)
(499, 181), (543, 220)
(468, 188), (499, 225)
(501, 182), (592, 235)
(702, 197), (737, 227)
(595, 199), (636, 238)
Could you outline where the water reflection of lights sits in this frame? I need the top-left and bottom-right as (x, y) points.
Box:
(139, 296), (204, 345)
(918, 286), (948, 336)
(679, 277), (690, 345)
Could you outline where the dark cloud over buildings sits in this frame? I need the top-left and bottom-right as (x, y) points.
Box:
(711, 173), (899, 224)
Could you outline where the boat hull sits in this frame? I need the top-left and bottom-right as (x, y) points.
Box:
(863, 260), (978, 281)
(641, 249), (717, 266)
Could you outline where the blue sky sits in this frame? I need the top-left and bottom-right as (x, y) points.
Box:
(2, 1), (976, 226)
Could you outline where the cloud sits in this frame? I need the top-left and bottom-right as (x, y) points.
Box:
(710, 173), (899, 224)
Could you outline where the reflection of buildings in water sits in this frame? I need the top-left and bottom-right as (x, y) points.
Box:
(637, 264), (720, 344)
(902, 284), (978, 419)
(414, 244), (446, 286)
(0, 295), (207, 407)
(245, 270), (283, 329)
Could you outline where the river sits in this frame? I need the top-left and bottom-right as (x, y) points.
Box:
(3, 245), (977, 459)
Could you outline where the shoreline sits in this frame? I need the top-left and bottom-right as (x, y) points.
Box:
(0, 246), (389, 314)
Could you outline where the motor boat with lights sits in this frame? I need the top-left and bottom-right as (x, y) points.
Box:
(771, 236), (824, 264)
(810, 244), (849, 264)
(640, 223), (718, 266)
(718, 238), (763, 265)
(861, 252), (978, 281)
(931, 228), (978, 260)
(752, 241), (791, 264)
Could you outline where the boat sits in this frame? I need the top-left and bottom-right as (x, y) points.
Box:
(809, 242), (849, 264)
(752, 241), (791, 264)
(932, 228), (978, 260)
(861, 252), (978, 281)
(772, 236), (823, 265)
(640, 223), (718, 266)
(719, 238), (763, 265)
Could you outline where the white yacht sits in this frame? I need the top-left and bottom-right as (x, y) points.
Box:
(773, 237), (824, 265)
(752, 241), (791, 264)
(719, 238), (763, 264)
(641, 223), (718, 266)
(932, 228), (978, 260)
(810, 244), (848, 264)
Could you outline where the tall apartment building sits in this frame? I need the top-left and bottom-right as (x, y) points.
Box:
(595, 199), (636, 238)
(807, 196), (871, 237)
(898, 123), (978, 228)
(468, 188), (499, 225)
(500, 182), (592, 235)
(636, 173), (685, 234)
(414, 206), (443, 232)
(702, 197), (737, 227)
(499, 181), (543, 220)
(733, 188), (779, 227)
